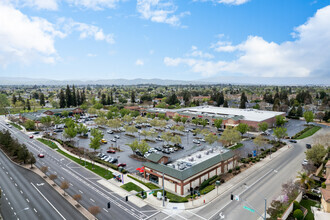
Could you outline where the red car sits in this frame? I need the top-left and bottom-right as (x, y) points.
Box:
(38, 154), (45, 158)
(107, 149), (116, 154)
(29, 135), (34, 139)
(117, 163), (126, 167)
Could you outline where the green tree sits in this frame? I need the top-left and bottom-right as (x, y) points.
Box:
(258, 122), (268, 132)
(173, 115), (181, 124)
(223, 100), (228, 107)
(138, 140), (150, 156)
(39, 93), (45, 106)
(305, 144), (327, 166)
(107, 118), (122, 131)
(253, 135), (267, 154)
(17, 145), (30, 164)
(181, 117), (188, 124)
(296, 172), (313, 190)
(236, 123), (249, 136)
(122, 114), (132, 124)
(125, 125), (138, 135)
(171, 135), (182, 145)
(59, 89), (66, 108)
(62, 110), (69, 118)
(200, 119), (208, 128)
(219, 127), (242, 146)
(273, 127), (287, 142)
(239, 92), (247, 109)
(127, 140), (139, 154)
(65, 85), (72, 107)
(192, 118), (199, 127)
(28, 152), (36, 168)
(24, 120), (35, 130)
(161, 132), (172, 145)
(131, 91), (135, 103)
(303, 111), (314, 124)
(40, 116), (52, 131)
(89, 128), (104, 151)
(205, 133), (218, 145)
(0, 94), (10, 115)
(214, 119), (223, 130)
(140, 130), (149, 140)
(275, 115), (286, 127)
(64, 126), (77, 143)
(76, 123), (88, 136)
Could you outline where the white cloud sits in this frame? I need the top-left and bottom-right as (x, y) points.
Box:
(135, 59), (144, 66)
(8, 0), (58, 10)
(164, 5), (330, 78)
(0, 3), (64, 66)
(193, 0), (250, 6)
(87, 53), (97, 57)
(66, 0), (121, 10)
(217, 0), (250, 5)
(137, 0), (190, 26)
(58, 18), (115, 44)
(186, 46), (214, 59)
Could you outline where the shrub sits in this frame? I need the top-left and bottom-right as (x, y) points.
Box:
(293, 209), (303, 220)
(200, 185), (215, 195)
(321, 182), (326, 189)
(228, 169), (232, 173)
(293, 201), (300, 210)
(235, 166), (240, 171)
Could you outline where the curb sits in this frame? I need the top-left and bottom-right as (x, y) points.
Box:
(0, 148), (94, 220)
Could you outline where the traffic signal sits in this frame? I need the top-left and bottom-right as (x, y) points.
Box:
(141, 191), (144, 197)
(126, 196), (128, 202)
(231, 194), (234, 200)
(164, 191), (167, 196)
(107, 202), (111, 209)
(190, 187), (193, 196)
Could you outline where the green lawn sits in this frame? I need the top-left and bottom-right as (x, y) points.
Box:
(230, 143), (243, 150)
(300, 199), (318, 220)
(10, 123), (22, 130)
(121, 182), (143, 192)
(37, 138), (113, 179)
(296, 126), (321, 139)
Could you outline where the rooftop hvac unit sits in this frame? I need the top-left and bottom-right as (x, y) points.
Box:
(196, 154), (201, 159)
(220, 150), (224, 153)
(205, 151), (209, 155)
(189, 157), (194, 161)
(172, 164), (175, 169)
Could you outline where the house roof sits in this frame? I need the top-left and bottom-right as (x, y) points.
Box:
(146, 153), (164, 163)
(144, 150), (234, 181)
(321, 188), (330, 202)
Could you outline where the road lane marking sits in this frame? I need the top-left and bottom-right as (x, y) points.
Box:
(31, 182), (66, 220)
(26, 199), (30, 203)
(90, 198), (95, 202)
(34, 208), (37, 213)
(20, 190), (23, 194)
(79, 190), (83, 194)
(103, 208), (109, 213)
(15, 183), (17, 187)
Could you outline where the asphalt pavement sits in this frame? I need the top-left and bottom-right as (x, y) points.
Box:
(0, 117), (161, 220)
(0, 149), (86, 220)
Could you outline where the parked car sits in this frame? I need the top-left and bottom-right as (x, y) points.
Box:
(114, 135), (120, 139)
(135, 150), (143, 157)
(5, 122), (9, 125)
(111, 138), (117, 142)
(107, 130), (113, 134)
(107, 149), (116, 154)
(289, 139), (297, 143)
(169, 148), (174, 153)
(193, 139), (200, 144)
(110, 158), (118, 163)
(199, 138), (206, 142)
(144, 153), (151, 158)
(82, 133), (88, 137)
(156, 137), (163, 141)
(302, 159), (308, 165)
(117, 163), (126, 167)
(312, 188), (321, 194)
(101, 139), (107, 144)
(29, 135), (34, 139)
(38, 153), (45, 158)
(162, 148), (170, 154)
(8, 125), (12, 128)
(54, 129), (63, 133)
(306, 144), (312, 149)
(104, 157), (112, 162)
(155, 147), (162, 151)
(102, 156), (110, 161)
(33, 131), (40, 135)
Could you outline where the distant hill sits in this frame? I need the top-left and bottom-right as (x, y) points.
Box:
(0, 76), (328, 86)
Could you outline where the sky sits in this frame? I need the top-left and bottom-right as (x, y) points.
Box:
(0, 0), (330, 84)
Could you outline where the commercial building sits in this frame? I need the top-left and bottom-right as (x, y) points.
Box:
(147, 105), (285, 128)
(144, 147), (236, 196)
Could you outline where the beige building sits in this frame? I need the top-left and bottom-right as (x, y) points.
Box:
(321, 161), (330, 212)
(143, 148), (236, 196)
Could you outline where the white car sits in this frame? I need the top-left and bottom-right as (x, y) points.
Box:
(169, 148), (174, 153)
(114, 135), (120, 139)
(199, 139), (206, 142)
(156, 137), (163, 141)
(107, 130), (113, 134)
(111, 138), (117, 142)
(302, 159), (308, 165)
(193, 139), (200, 144)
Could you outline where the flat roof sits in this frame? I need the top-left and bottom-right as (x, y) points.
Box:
(176, 106), (285, 122)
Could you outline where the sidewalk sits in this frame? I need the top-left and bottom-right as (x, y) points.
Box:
(42, 136), (293, 210)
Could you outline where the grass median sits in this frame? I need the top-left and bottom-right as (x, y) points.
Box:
(10, 123), (22, 130)
(296, 126), (321, 139)
(37, 138), (113, 179)
(121, 182), (146, 199)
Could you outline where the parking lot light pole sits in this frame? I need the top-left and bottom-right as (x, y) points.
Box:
(162, 172), (165, 207)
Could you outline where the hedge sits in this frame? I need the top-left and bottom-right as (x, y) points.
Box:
(200, 185), (215, 195)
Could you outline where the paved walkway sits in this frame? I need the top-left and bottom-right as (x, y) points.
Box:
(40, 136), (292, 210)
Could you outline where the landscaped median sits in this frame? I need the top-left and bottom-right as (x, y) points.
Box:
(10, 122), (23, 130)
(37, 138), (113, 179)
(120, 182), (146, 199)
(292, 125), (321, 139)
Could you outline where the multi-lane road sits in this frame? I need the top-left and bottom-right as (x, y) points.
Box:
(0, 148), (86, 220)
(0, 117), (161, 220)
(1, 115), (328, 220)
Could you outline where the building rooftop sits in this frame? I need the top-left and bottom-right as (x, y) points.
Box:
(144, 147), (234, 181)
(176, 106), (285, 122)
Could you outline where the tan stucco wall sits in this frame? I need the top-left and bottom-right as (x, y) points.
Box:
(321, 198), (330, 212)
